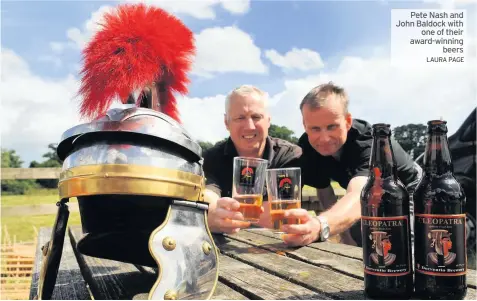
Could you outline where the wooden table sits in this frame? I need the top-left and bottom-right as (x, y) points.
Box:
(30, 226), (477, 300)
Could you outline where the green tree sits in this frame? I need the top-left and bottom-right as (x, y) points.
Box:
(197, 141), (214, 152)
(1, 149), (23, 168)
(393, 124), (428, 159)
(41, 143), (61, 163)
(214, 138), (227, 147)
(1, 149), (38, 195)
(29, 143), (62, 189)
(268, 124), (299, 144)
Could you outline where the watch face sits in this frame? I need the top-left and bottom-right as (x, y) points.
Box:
(317, 217), (330, 241)
(322, 227), (330, 238)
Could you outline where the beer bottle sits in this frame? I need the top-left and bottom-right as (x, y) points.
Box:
(360, 123), (413, 299)
(414, 120), (467, 299)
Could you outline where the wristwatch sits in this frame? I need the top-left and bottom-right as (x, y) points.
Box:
(316, 216), (330, 242)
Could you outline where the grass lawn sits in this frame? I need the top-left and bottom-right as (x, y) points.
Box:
(1, 213), (82, 243)
(302, 185), (317, 197)
(2, 194), (78, 207)
(2, 188), (78, 207)
(1, 188), (81, 243)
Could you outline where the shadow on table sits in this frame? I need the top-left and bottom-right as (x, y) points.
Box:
(287, 290), (365, 300)
(30, 269), (93, 300)
(213, 234), (301, 253)
(84, 267), (156, 299)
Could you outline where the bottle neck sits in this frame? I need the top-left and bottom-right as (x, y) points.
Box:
(424, 133), (453, 175)
(370, 136), (398, 180)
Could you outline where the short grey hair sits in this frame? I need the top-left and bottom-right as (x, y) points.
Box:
(225, 85), (269, 116)
(299, 82), (349, 114)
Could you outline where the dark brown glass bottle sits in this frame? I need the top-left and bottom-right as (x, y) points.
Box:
(360, 124), (413, 300)
(414, 120), (467, 299)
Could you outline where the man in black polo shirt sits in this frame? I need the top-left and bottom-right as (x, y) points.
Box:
(203, 85), (302, 234)
(280, 82), (422, 247)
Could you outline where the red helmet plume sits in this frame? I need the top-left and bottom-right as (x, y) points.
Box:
(78, 3), (195, 123)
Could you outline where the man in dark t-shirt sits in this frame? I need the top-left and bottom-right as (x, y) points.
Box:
(299, 119), (420, 191)
(203, 85), (302, 234)
(204, 137), (301, 198)
(280, 82), (422, 247)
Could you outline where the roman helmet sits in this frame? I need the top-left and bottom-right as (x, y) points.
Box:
(37, 3), (219, 300)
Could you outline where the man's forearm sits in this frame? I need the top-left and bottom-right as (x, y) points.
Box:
(319, 191), (361, 236)
(204, 189), (221, 232)
(318, 176), (367, 237)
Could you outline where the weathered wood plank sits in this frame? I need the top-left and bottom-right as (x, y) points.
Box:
(2, 168), (61, 180)
(245, 229), (477, 291)
(467, 269), (477, 290)
(465, 288), (476, 300)
(69, 227), (157, 300)
(33, 226), (476, 300)
(230, 230), (364, 279)
(247, 228), (363, 260)
(131, 262), (249, 300)
(213, 234), (365, 299)
(69, 226), (247, 300)
(210, 280), (249, 300)
(29, 227), (91, 300)
(218, 254), (330, 299)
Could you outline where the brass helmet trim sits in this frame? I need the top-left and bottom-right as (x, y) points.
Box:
(59, 164), (205, 202)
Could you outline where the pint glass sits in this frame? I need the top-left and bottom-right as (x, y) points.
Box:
(232, 157), (268, 223)
(266, 167), (301, 233)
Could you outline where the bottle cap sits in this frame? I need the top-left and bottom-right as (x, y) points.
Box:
(372, 123), (391, 136)
(427, 120), (448, 134)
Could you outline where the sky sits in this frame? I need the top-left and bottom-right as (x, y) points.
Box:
(1, 0), (476, 166)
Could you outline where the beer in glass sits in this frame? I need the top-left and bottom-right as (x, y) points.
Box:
(232, 157), (268, 223)
(266, 167), (301, 233)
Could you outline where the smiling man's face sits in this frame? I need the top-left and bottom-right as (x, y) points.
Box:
(302, 94), (352, 157)
(225, 93), (270, 157)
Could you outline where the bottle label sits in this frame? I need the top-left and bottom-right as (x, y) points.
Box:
(362, 216), (411, 276)
(415, 214), (467, 276)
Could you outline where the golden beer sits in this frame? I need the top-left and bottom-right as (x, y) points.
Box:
(234, 194), (263, 223)
(270, 199), (301, 232)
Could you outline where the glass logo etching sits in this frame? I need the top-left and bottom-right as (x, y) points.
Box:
(239, 165), (256, 188)
(277, 174), (293, 199)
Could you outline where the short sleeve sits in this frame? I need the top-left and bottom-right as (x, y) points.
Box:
(276, 142), (303, 168)
(205, 181), (221, 196)
(297, 135), (331, 189)
(302, 164), (331, 188)
(390, 137), (420, 186)
(348, 134), (372, 178)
